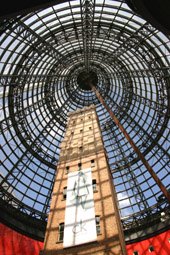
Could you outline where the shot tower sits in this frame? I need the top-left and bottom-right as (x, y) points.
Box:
(42, 105), (126, 255)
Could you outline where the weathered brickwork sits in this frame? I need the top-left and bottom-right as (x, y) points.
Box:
(42, 105), (126, 255)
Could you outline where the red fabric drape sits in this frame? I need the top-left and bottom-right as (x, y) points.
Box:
(0, 223), (43, 255)
(126, 229), (170, 255)
(0, 222), (170, 255)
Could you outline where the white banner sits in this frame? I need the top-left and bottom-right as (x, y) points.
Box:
(63, 168), (97, 247)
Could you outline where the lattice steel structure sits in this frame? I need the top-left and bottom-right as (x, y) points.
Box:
(0, 0), (169, 243)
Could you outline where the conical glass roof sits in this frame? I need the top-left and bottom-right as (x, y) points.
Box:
(0, 0), (169, 242)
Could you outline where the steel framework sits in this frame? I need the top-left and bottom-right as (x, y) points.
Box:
(0, 0), (169, 243)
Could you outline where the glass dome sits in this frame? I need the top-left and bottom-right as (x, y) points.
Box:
(0, 0), (169, 242)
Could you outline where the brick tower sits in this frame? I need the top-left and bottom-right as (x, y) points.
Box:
(42, 105), (126, 255)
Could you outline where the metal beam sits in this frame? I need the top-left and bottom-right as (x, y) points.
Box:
(91, 84), (170, 203)
(80, 0), (94, 71)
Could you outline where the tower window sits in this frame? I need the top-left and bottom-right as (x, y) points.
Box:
(92, 179), (97, 192)
(58, 223), (64, 242)
(80, 129), (83, 133)
(95, 216), (100, 235)
(149, 246), (154, 252)
(91, 159), (95, 167)
(79, 146), (83, 151)
(89, 126), (92, 130)
(66, 166), (69, 174)
(63, 187), (67, 199)
(78, 162), (82, 170)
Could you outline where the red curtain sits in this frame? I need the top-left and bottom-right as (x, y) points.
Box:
(0, 223), (43, 255)
(0, 222), (170, 255)
(126, 229), (170, 255)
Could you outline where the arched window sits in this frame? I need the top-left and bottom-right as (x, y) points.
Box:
(65, 166), (69, 174)
(63, 187), (67, 200)
(95, 216), (100, 235)
(78, 162), (82, 170)
(58, 223), (64, 242)
(91, 159), (95, 167)
(92, 179), (97, 192)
